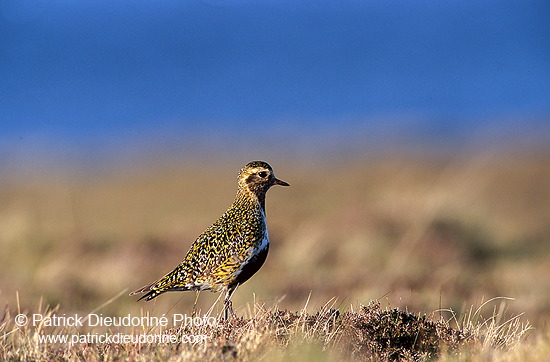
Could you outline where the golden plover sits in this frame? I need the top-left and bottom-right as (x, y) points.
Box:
(130, 161), (289, 319)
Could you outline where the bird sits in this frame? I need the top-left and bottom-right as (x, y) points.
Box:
(130, 161), (289, 320)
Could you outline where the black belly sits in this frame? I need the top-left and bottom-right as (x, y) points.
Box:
(234, 245), (269, 286)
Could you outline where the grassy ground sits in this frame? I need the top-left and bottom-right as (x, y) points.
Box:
(0, 296), (536, 361)
(1, 152), (549, 360)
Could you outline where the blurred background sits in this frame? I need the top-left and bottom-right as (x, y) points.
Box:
(1, 1), (549, 329)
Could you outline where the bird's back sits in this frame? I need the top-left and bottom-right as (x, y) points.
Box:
(136, 197), (268, 299)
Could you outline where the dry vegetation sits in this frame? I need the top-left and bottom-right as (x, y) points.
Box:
(1, 152), (549, 360)
(0, 297), (535, 361)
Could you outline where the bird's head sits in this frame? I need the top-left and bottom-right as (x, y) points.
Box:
(238, 161), (289, 196)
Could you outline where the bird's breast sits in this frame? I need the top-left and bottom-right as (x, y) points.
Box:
(256, 208), (269, 251)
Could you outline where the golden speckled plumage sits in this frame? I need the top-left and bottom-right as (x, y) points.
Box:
(130, 161), (289, 319)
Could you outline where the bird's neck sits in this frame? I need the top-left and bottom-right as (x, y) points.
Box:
(233, 188), (266, 212)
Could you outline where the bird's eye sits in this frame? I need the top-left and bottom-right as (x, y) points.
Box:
(258, 171), (268, 178)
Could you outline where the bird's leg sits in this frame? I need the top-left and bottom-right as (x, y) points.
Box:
(222, 286), (237, 321)
(223, 300), (233, 321)
(192, 291), (201, 318)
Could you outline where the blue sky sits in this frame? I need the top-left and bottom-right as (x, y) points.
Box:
(1, 0), (549, 169)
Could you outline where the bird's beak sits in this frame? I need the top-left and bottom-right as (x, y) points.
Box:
(273, 177), (290, 187)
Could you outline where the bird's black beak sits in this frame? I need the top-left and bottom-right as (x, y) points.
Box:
(273, 177), (290, 186)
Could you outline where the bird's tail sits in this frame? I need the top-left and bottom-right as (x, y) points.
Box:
(130, 266), (192, 301)
(129, 282), (162, 301)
